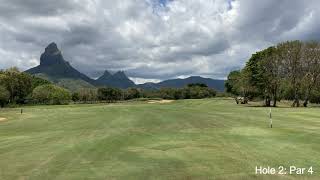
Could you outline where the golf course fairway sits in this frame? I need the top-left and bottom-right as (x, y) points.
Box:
(0, 98), (319, 179)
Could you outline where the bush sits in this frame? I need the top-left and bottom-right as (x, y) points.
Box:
(32, 85), (71, 105)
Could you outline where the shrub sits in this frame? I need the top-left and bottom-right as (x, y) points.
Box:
(32, 84), (71, 105)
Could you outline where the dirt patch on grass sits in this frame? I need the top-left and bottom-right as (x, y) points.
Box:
(148, 100), (174, 104)
(0, 117), (7, 122)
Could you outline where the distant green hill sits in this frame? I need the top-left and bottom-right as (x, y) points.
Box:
(33, 73), (94, 91)
(138, 76), (225, 92)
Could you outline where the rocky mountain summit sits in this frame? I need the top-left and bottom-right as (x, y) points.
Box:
(26, 42), (225, 91)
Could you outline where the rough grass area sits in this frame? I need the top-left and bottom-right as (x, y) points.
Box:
(0, 98), (319, 180)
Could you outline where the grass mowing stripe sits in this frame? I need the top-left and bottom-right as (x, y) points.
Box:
(0, 99), (319, 179)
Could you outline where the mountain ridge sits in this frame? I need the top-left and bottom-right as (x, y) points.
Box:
(95, 70), (135, 89)
(138, 76), (225, 91)
(25, 42), (225, 91)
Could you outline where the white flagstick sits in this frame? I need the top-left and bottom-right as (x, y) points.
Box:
(269, 108), (272, 128)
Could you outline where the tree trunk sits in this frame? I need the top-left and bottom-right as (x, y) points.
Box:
(292, 98), (300, 107)
(272, 96), (277, 107)
(272, 87), (277, 107)
(303, 98), (308, 107)
(265, 97), (271, 107)
(292, 86), (300, 107)
(303, 86), (312, 107)
(235, 97), (239, 104)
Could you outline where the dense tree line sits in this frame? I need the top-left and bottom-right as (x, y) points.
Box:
(226, 40), (320, 107)
(157, 84), (216, 100)
(72, 88), (98, 103)
(0, 68), (52, 106)
(0, 68), (217, 107)
(71, 84), (217, 103)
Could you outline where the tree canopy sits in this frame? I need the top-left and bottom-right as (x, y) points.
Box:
(225, 40), (320, 107)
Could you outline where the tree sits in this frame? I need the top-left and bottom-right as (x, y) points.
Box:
(187, 83), (208, 88)
(72, 92), (80, 102)
(124, 88), (141, 100)
(159, 88), (177, 99)
(140, 89), (161, 99)
(224, 70), (254, 100)
(281, 41), (303, 107)
(238, 67), (256, 100)
(309, 88), (320, 104)
(225, 70), (241, 95)
(32, 84), (71, 105)
(300, 42), (320, 107)
(258, 46), (283, 107)
(239, 47), (283, 106)
(184, 84), (216, 99)
(0, 68), (33, 104)
(98, 87), (122, 102)
(77, 88), (98, 103)
(31, 76), (51, 89)
(227, 40), (320, 107)
(0, 85), (10, 107)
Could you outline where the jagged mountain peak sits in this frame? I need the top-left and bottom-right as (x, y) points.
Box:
(95, 70), (135, 88)
(24, 43), (225, 91)
(40, 42), (65, 66)
(97, 70), (111, 81)
(26, 42), (96, 88)
(45, 42), (59, 54)
(103, 70), (111, 76)
(113, 71), (128, 78)
(26, 42), (140, 90)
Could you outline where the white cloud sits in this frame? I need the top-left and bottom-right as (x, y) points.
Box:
(129, 77), (161, 84)
(0, 0), (320, 83)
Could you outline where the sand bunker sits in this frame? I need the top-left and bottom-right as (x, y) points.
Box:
(0, 118), (7, 122)
(148, 100), (174, 104)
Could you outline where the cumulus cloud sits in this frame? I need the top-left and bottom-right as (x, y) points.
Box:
(0, 0), (320, 83)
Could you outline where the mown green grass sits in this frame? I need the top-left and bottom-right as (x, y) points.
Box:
(0, 98), (319, 180)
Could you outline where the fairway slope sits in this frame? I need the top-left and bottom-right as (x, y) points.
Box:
(0, 99), (319, 180)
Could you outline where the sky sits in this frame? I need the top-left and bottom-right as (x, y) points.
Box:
(0, 0), (320, 84)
